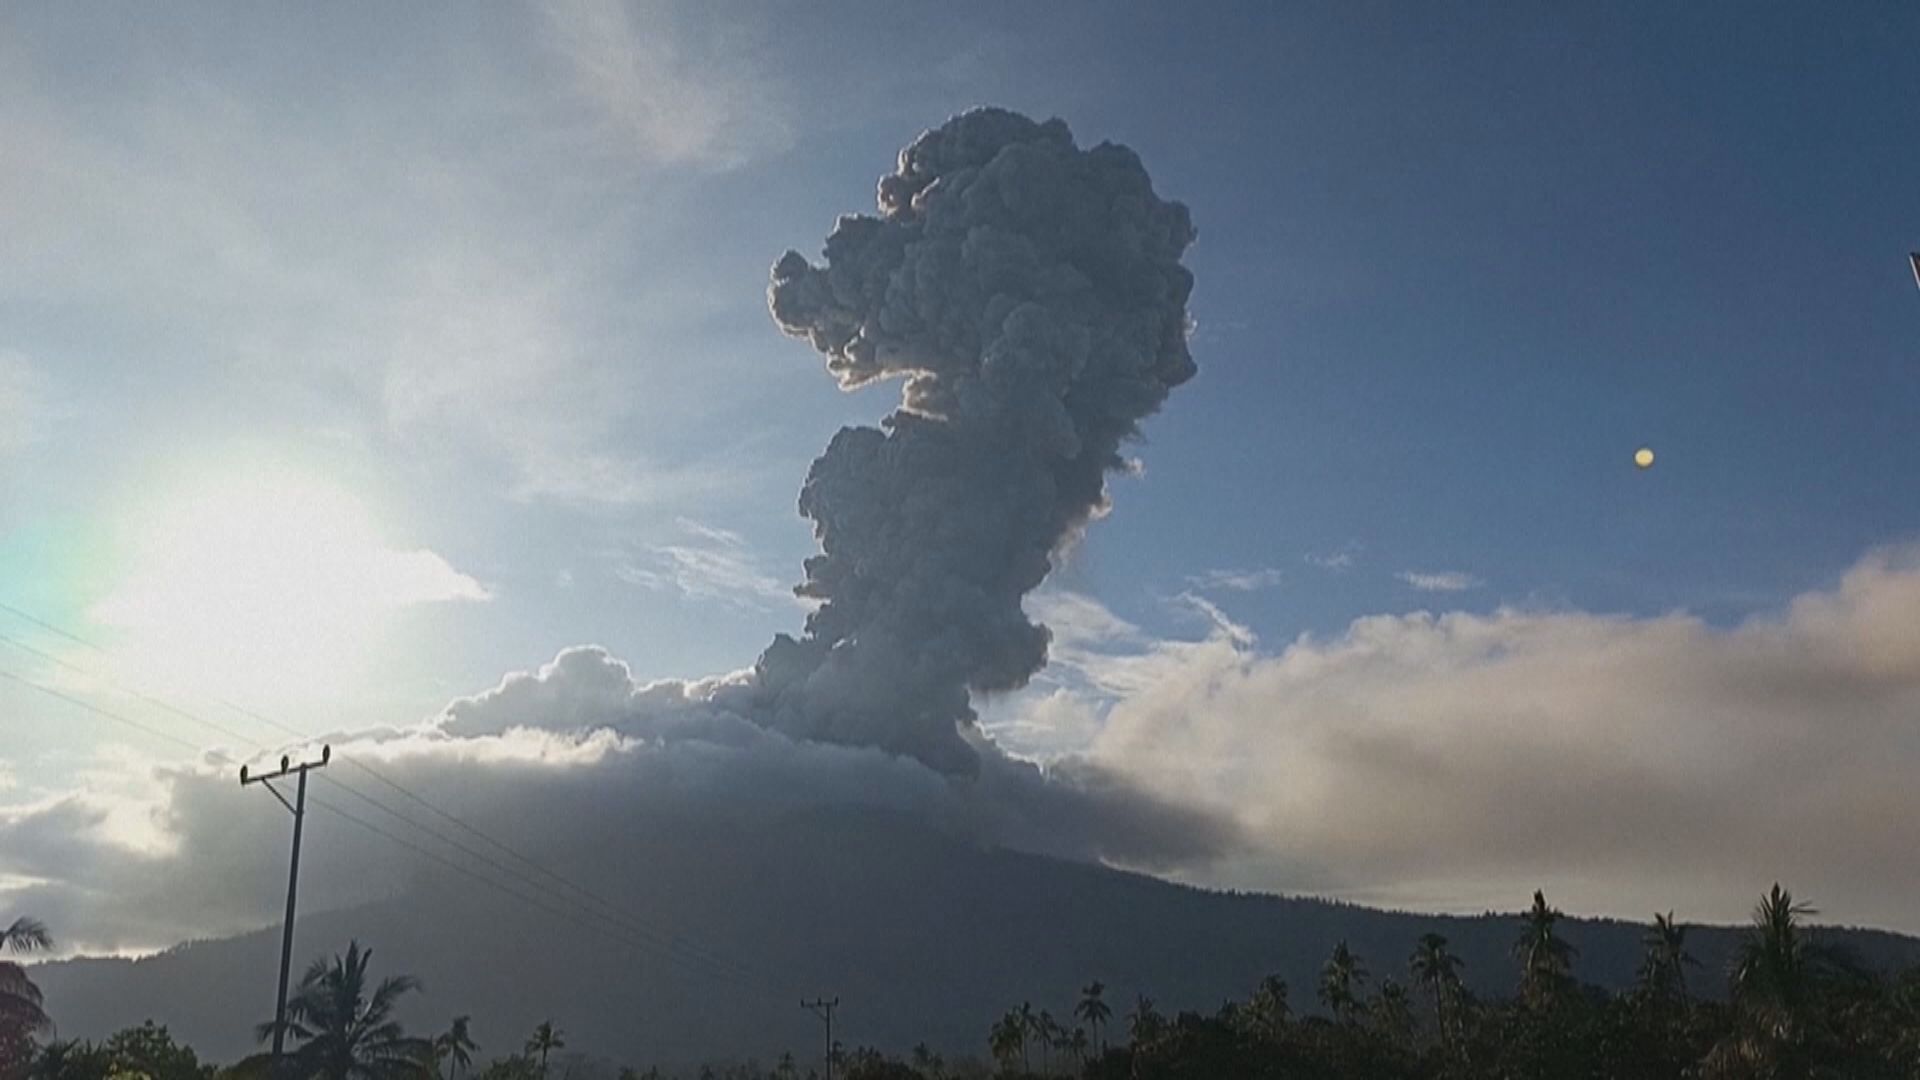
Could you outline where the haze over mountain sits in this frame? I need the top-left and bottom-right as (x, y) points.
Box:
(33, 808), (1920, 1068)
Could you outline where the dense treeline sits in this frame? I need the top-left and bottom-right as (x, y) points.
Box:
(7, 885), (1920, 1080)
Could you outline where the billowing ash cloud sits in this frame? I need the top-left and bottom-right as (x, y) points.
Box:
(742, 108), (1198, 774)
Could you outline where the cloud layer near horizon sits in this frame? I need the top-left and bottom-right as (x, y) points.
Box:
(7, 544), (1920, 955)
(1055, 544), (1920, 931)
(0, 646), (1233, 956)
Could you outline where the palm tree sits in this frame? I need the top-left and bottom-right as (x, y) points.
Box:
(1244, 976), (1290, 1042)
(1731, 884), (1819, 1038)
(254, 940), (432, 1080)
(1065, 1028), (1088, 1069)
(1074, 981), (1111, 1055)
(0, 916), (53, 1068)
(988, 1010), (1025, 1073)
(1637, 911), (1699, 1006)
(1032, 1010), (1057, 1075)
(1125, 996), (1164, 1047)
(1513, 889), (1577, 1008)
(1014, 1002), (1036, 1073)
(1318, 940), (1368, 1022)
(432, 1017), (478, 1080)
(524, 1022), (564, 1079)
(1368, 977), (1415, 1041)
(1409, 933), (1465, 1043)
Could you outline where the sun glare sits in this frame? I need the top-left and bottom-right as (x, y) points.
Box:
(88, 467), (487, 710)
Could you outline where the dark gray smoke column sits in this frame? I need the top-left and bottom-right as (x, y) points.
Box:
(754, 107), (1197, 775)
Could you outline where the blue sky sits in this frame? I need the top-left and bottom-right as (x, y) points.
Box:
(4, 2), (1920, 943)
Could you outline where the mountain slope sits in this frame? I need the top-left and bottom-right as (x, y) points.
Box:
(33, 809), (1920, 1068)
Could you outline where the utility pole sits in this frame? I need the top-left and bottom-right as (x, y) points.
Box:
(801, 997), (838, 1080)
(241, 745), (331, 1074)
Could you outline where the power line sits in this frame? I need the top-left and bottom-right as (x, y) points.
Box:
(0, 666), (211, 758)
(802, 997), (841, 1080)
(0, 608), (792, 1001)
(0, 630), (276, 754)
(1, 618), (745, 972)
(305, 790), (774, 994)
(1, 656), (781, 998)
(241, 748), (331, 1071)
(0, 602), (766, 978)
(305, 769), (770, 989)
(208, 688), (768, 985)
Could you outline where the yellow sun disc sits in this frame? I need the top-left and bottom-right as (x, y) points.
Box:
(1634, 447), (1655, 469)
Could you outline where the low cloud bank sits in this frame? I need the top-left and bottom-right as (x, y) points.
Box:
(2, 650), (1233, 956)
(1057, 545), (1920, 932)
(9, 544), (1920, 952)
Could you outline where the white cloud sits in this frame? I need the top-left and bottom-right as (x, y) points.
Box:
(1396, 569), (1481, 592)
(1047, 545), (1920, 931)
(980, 687), (1103, 760)
(1185, 566), (1283, 592)
(617, 518), (799, 608)
(17, 545), (1920, 951)
(1304, 546), (1357, 572)
(1, 643), (1230, 955)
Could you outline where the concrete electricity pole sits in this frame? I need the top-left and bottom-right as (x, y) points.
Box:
(242, 745), (331, 1073)
(801, 997), (839, 1080)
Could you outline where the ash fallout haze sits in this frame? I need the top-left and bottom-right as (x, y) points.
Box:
(5, 2), (1920, 1075)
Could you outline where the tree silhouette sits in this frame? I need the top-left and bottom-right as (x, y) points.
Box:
(1368, 977), (1416, 1042)
(524, 1022), (564, 1079)
(1711, 882), (1829, 1073)
(1318, 941), (1368, 1022)
(988, 1010), (1024, 1073)
(0, 916), (53, 1072)
(432, 1017), (478, 1080)
(1065, 1027), (1088, 1068)
(1033, 1009), (1058, 1074)
(1074, 981), (1111, 1055)
(1409, 932), (1465, 1045)
(1637, 911), (1699, 1007)
(11, 890), (1920, 1080)
(253, 940), (432, 1080)
(1014, 1002), (1036, 1073)
(1126, 996), (1165, 1048)
(1244, 976), (1290, 1043)
(1514, 889), (1578, 1009)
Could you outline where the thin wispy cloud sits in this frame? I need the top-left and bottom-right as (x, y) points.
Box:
(0, 22), (764, 516)
(618, 518), (798, 608)
(1396, 569), (1481, 592)
(542, 0), (793, 171)
(1185, 566), (1283, 592)
(508, 450), (757, 509)
(1304, 546), (1357, 572)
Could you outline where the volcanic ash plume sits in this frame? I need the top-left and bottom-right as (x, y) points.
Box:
(749, 107), (1197, 775)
